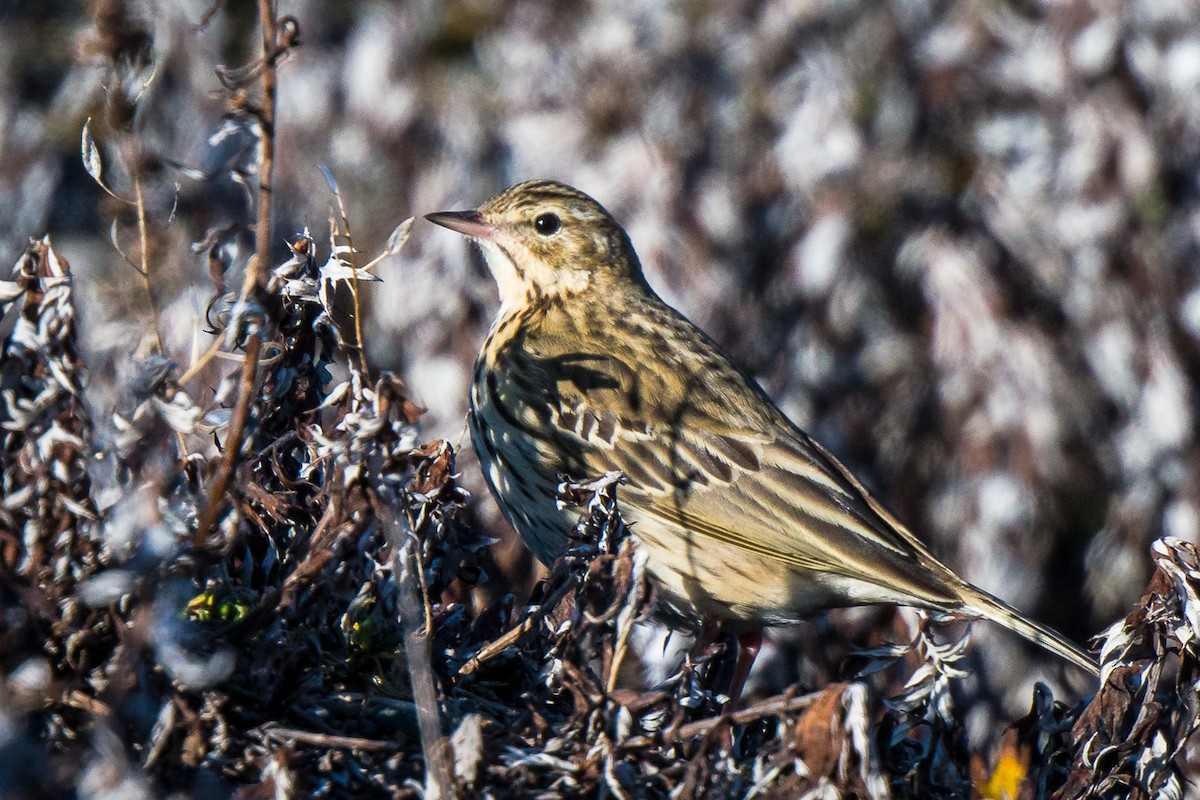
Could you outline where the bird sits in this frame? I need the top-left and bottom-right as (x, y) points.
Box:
(426, 179), (1100, 697)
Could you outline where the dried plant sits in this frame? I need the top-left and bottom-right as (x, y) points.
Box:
(1055, 538), (1200, 800)
(5, 1), (1200, 798)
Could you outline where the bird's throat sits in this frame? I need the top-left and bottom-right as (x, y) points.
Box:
(479, 240), (592, 309)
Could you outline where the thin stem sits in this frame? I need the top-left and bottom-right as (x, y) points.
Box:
(607, 542), (645, 694)
(618, 690), (817, 749)
(391, 520), (455, 800)
(193, 333), (261, 547)
(194, 1), (279, 547)
(246, 0), (276, 302)
(326, 175), (370, 375)
(263, 727), (396, 752)
(130, 146), (184, 456)
(177, 334), (224, 385)
(457, 575), (580, 676)
(132, 171), (165, 355)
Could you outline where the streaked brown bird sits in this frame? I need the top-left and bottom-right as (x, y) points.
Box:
(427, 180), (1099, 695)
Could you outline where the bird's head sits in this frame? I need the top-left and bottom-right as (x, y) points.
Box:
(426, 180), (644, 307)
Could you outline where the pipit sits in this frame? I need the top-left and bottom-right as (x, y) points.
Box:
(427, 180), (1099, 694)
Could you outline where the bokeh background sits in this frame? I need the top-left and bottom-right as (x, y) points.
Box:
(4, 0), (1200, 744)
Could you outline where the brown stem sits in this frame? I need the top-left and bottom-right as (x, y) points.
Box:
(457, 575), (580, 676)
(263, 727), (396, 752)
(131, 170), (164, 355)
(193, 333), (261, 547)
(390, 519), (455, 800)
(247, 0), (276, 299)
(194, 1), (278, 546)
(618, 690), (816, 749)
(131, 149), (186, 458)
(327, 181), (370, 375)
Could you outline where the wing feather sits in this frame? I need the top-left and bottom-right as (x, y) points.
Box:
(531, 301), (962, 606)
(579, 418), (960, 606)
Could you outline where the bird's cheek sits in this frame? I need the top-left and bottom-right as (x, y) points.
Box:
(557, 269), (592, 294)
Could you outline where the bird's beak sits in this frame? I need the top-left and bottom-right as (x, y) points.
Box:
(424, 209), (497, 241)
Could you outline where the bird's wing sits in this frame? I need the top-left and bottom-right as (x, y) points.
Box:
(582, 418), (961, 606)
(530, 301), (962, 605)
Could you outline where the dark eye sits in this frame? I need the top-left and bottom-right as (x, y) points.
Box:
(534, 213), (561, 236)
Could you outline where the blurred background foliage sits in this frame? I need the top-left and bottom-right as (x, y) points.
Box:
(4, 0), (1200, 742)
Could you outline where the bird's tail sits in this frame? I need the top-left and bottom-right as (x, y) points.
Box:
(962, 588), (1100, 678)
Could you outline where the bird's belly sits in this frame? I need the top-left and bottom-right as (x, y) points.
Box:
(626, 518), (818, 627)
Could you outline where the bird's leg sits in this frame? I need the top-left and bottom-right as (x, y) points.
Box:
(689, 619), (721, 662)
(724, 629), (763, 706)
